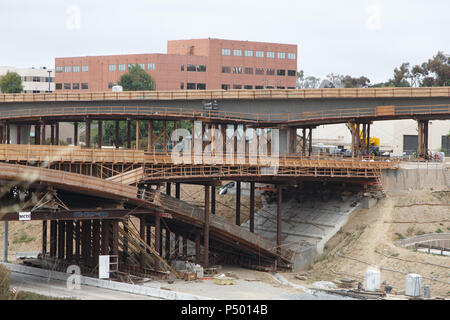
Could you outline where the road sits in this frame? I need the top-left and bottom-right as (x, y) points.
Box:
(9, 272), (161, 300)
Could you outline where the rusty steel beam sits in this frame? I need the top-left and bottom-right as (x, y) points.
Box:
(42, 220), (47, 256)
(49, 220), (57, 257)
(66, 220), (73, 261)
(236, 181), (241, 226)
(250, 181), (255, 233)
(74, 122), (78, 146)
(277, 185), (282, 266)
(204, 185), (210, 267)
(75, 221), (81, 261)
(101, 220), (110, 255)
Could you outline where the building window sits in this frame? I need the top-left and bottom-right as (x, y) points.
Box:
(233, 85), (242, 89)
(64, 66), (71, 73)
(222, 48), (231, 56)
(181, 64), (184, 71)
(118, 64), (126, 71)
(244, 85), (253, 90)
(233, 66), (242, 74)
(266, 86), (275, 89)
(82, 65), (89, 72)
(222, 84), (230, 90)
(288, 87), (296, 89)
(55, 83), (62, 90)
(244, 67), (253, 75)
(244, 50), (253, 57)
(255, 85), (264, 89)
(55, 66), (63, 73)
(255, 68), (265, 75)
(73, 83), (80, 90)
(148, 63), (155, 71)
(45, 77), (54, 83)
(81, 83), (89, 89)
(255, 51), (264, 58)
(278, 52), (286, 59)
(288, 53), (297, 60)
(267, 52), (275, 59)
(64, 83), (71, 90)
(197, 65), (206, 72)
(187, 83), (196, 90)
(288, 70), (297, 77)
(32, 76), (41, 82)
(128, 64), (134, 70)
(187, 64), (196, 72)
(137, 63), (145, 70)
(233, 49), (242, 56)
(108, 64), (116, 72)
(266, 68), (275, 75)
(277, 86), (286, 89)
(180, 83), (184, 89)
(197, 83), (206, 90)
(73, 66), (80, 72)
(277, 69), (286, 76)
(222, 66), (231, 74)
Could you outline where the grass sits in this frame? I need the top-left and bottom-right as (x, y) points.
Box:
(435, 228), (443, 234)
(12, 232), (35, 244)
(394, 232), (405, 240)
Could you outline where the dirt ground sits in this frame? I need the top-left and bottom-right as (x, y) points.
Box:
(282, 187), (450, 298)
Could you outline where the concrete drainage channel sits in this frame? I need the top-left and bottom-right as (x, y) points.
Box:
(1, 262), (214, 300)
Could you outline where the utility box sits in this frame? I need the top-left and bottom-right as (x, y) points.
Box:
(405, 274), (422, 297)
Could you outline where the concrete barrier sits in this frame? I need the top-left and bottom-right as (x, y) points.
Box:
(1, 262), (214, 300)
(382, 165), (447, 192)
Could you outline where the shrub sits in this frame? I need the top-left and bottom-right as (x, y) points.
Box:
(0, 265), (10, 298)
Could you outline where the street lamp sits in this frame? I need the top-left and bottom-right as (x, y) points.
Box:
(47, 70), (52, 92)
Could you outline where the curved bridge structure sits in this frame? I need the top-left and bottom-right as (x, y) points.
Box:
(0, 88), (447, 274)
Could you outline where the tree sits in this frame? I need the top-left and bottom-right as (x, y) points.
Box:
(424, 51), (450, 86)
(0, 71), (23, 93)
(393, 62), (411, 87)
(118, 64), (155, 91)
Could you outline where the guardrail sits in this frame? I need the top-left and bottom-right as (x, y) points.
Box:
(0, 87), (449, 103)
(395, 233), (450, 249)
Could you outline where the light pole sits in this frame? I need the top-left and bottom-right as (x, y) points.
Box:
(47, 70), (52, 92)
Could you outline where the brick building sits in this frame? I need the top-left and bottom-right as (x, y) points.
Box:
(54, 38), (298, 91)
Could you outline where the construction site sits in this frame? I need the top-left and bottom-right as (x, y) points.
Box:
(0, 87), (449, 300)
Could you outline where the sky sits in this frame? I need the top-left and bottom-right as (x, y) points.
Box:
(0, 0), (449, 84)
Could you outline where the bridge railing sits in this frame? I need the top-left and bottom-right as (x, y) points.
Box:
(1, 87), (449, 103)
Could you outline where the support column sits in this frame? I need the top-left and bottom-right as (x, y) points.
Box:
(75, 221), (81, 261)
(85, 119), (91, 148)
(115, 120), (120, 149)
(55, 122), (59, 145)
(66, 221), (73, 261)
(41, 124), (46, 145)
(50, 123), (55, 145)
(57, 220), (65, 259)
(175, 183), (181, 199)
(42, 220), (47, 257)
(50, 220), (57, 257)
(122, 220), (128, 264)
(98, 120), (102, 148)
(35, 124), (41, 145)
(2, 222), (8, 262)
(92, 220), (100, 266)
(204, 185), (210, 267)
(101, 220), (110, 255)
(112, 220), (119, 257)
(308, 127), (313, 156)
(166, 182), (171, 196)
(417, 120), (430, 159)
(6, 123), (10, 144)
(16, 125), (21, 144)
(211, 185), (216, 215)
(154, 216), (161, 255)
(236, 181), (241, 226)
(127, 119), (131, 149)
(250, 181), (255, 233)
(277, 185), (283, 266)
(302, 128), (307, 157)
(74, 122), (78, 146)
(165, 229), (171, 259)
(147, 120), (153, 152)
(135, 120), (139, 150)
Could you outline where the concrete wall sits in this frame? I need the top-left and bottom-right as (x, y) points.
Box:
(382, 164), (447, 192)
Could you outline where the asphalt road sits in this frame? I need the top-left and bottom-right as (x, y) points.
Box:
(9, 272), (161, 300)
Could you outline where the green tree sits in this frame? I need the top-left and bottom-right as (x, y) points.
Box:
(118, 64), (155, 91)
(0, 71), (23, 93)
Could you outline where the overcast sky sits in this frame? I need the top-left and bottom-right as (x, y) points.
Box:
(1, 0), (449, 83)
